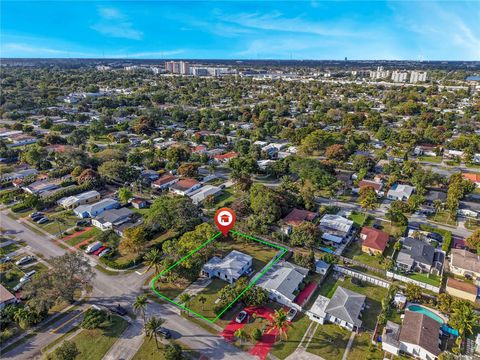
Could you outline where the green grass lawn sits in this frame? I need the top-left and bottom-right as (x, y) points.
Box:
(418, 156), (443, 163)
(155, 277), (193, 302)
(149, 230), (177, 247)
(406, 272), (442, 287)
(214, 187), (237, 208)
(347, 333), (384, 360)
(427, 210), (457, 227)
(379, 221), (406, 237)
(464, 218), (480, 230)
(31, 209), (79, 235)
(64, 228), (101, 247)
(132, 339), (194, 360)
(0, 243), (19, 256)
(271, 314), (312, 359)
(186, 278), (227, 319)
(348, 212), (368, 227)
(70, 315), (128, 360)
(342, 241), (389, 270)
(307, 324), (351, 360)
(318, 274), (387, 330)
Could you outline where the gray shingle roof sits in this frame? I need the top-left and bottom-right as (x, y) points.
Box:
(257, 262), (308, 301)
(324, 286), (365, 328)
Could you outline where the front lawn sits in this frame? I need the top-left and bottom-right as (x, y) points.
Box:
(427, 210), (457, 227)
(270, 314), (312, 359)
(186, 278), (227, 319)
(418, 156), (442, 163)
(155, 277), (193, 302)
(32, 209), (79, 235)
(348, 212), (369, 227)
(379, 221), (406, 237)
(132, 339), (193, 360)
(213, 187), (237, 208)
(64, 228), (101, 247)
(307, 324), (351, 360)
(70, 315), (129, 360)
(347, 332), (384, 360)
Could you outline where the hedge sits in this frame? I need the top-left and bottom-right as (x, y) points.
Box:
(419, 224), (452, 253)
(11, 203), (29, 212)
(99, 255), (142, 270)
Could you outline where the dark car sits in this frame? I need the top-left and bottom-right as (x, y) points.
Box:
(427, 232), (443, 242)
(157, 327), (172, 339)
(109, 304), (127, 316)
(31, 214), (44, 222)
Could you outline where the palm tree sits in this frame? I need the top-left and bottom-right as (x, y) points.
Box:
(178, 293), (192, 313)
(268, 309), (292, 343)
(133, 294), (148, 328)
(234, 328), (249, 345)
(198, 295), (207, 310)
(144, 316), (165, 349)
(144, 248), (163, 274)
(450, 301), (478, 339)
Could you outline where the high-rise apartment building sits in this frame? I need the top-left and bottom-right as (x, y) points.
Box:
(370, 66), (390, 80)
(165, 61), (189, 75)
(391, 71), (408, 82)
(410, 71), (427, 83)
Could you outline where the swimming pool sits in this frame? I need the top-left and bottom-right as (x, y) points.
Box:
(408, 305), (444, 323)
(408, 304), (460, 337)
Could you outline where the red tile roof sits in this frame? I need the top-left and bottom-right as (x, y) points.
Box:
(446, 277), (478, 295)
(358, 180), (382, 191)
(283, 208), (317, 226)
(153, 174), (177, 186)
(173, 178), (200, 191)
(463, 173), (480, 183)
(361, 227), (389, 252)
(213, 152), (238, 161)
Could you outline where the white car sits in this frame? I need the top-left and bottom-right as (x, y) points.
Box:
(286, 308), (298, 321)
(19, 270), (36, 283)
(15, 256), (35, 266)
(98, 248), (111, 257)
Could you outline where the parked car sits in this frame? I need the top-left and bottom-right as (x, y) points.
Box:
(36, 217), (49, 224)
(92, 246), (106, 256)
(29, 212), (43, 219)
(13, 278), (30, 292)
(286, 308), (298, 321)
(85, 241), (102, 254)
(76, 220), (90, 227)
(15, 255), (35, 266)
(235, 310), (248, 324)
(157, 327), (172, 339)
(98, 248), (111, 257)
(19, 270), (36, 283)
(31, 214), (44, 222)
(427, 232), (443, 242)
(109, 304), (127, 316)
(0, 256), (12, 264)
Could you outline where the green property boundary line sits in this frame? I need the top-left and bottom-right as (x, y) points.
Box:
(150, 229), (288, 323)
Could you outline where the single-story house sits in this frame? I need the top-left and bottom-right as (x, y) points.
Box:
(256, 261), (309, 310)
(0, 168), (37, 182)
(170, 178), (201, 196)
(73, 198), (120, 218)
(57, 190), (101, 209)
(212, 152), (238, 163)
(201, 250), (252, 284)
(319, 214), (354, 245)
(141, 169), (160, 182)
(383, 311), (441, 360)
(360, 227), (389, 255)
(414, 145), (438, 157)
(131, 198), (148, 209)
(462, 173), (480, 187)
(387, 183), (414, 201)
(0, 284), (16, 310)
(445, 277), (478, 302)
(307, 287), (366, 332)
(151, 174), (178, 190)
(356, 179), (384, 195)
(91, 207), (134, 231)
(282, 208), (318, 235)
(450, 249), (480, 279)
(424, 190), (447, 207)
(188, 185), (223, 205)
(315, 260), (331, 275)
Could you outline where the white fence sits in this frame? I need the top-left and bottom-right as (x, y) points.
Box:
(386, 271), (441, 293)
(334, 265), (390, 288)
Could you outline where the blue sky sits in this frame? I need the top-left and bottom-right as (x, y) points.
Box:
(1, 1), (479, 60)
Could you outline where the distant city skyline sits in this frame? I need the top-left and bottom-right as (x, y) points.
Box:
(1, 1), (479, 60)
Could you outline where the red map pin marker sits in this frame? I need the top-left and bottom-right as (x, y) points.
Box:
(214, 207), (236, 236)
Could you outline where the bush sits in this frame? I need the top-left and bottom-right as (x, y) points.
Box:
(251, 328), (262, 341)
(99, 255), (141, 270)
(11, 203), (29, 212)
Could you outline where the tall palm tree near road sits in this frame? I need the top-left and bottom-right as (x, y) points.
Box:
(234, 328), (249, 345)
(133, 294), (148, 328)
(144, 248), (163, 274)
(145, 316), (165, 349)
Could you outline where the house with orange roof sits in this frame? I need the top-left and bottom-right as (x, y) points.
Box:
(212, 152), (238, 164)
(360, 227), (389, 255)
(462, 173), (480, 187)
(170, 178), (201, 196)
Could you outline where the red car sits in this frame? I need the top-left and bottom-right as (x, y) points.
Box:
(93, 246), (106, 256)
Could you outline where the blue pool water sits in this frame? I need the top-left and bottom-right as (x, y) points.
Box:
(408, 305), (459, 337)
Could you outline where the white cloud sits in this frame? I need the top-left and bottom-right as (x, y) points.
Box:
(91, 7), (143, 40)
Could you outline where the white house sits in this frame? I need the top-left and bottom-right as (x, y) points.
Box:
(307, 287), (365, 332)
(57, 190), (101, 209)
(256, 261), (308, 310)
(387, 184), (414, 201)
(73, 198), (119, 218)
(201, 251), (252, 284)
(188, 185), (223, 205)
(382, 311), (441, 360)
(91, 207), (133, 231)
(319, 214), (354, 244)
(170, 178), (201, 196)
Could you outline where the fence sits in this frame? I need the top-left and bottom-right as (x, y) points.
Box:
(386, 271), (441, 293)
(334, 265), (391, 288)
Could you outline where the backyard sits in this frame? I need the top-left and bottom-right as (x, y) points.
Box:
(318, 274), (388, 330)
(342, 240), (393, 271)
(306, 324), (351, 360)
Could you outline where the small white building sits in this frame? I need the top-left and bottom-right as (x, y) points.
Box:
(387, 184), (414, 201)
(58, 190), (101, 209)
(91, 207), (133, 231)
(188, 185), (223, 205)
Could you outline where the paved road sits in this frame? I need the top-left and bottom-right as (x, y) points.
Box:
(1, 210), (255, 360)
